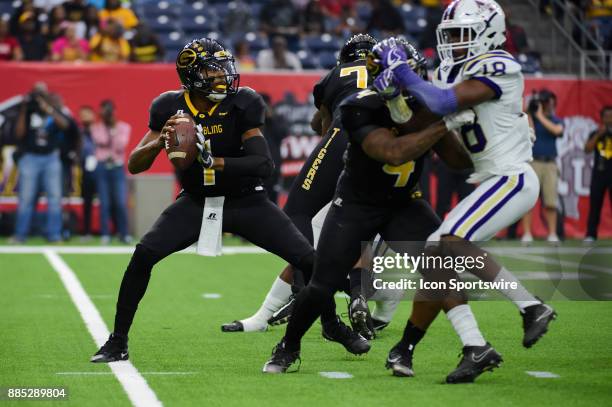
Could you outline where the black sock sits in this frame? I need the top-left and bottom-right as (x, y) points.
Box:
(396, 320), (426, 354)
(284, 285), (335, 352)
(349, 267), (367, 299)
(113, 244), (159, 336)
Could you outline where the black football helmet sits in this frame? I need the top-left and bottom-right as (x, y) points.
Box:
(338, 33), (378, 64)
(366, 37), (427, 80)
(176, 38), (240, 102)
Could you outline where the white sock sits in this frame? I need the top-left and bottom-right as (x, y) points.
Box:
(494, 267), (541, 312)
(372, 300), (400, 323)
(446, 304), (487, 347)
(240, 277), (292, 332)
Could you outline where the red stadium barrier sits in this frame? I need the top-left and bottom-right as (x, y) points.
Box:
(0, 62), (611, 238)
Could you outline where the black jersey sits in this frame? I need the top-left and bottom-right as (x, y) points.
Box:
(338, 88), (425, 205)
(313, 60), (369, 119)
(148, 87), (266, 197)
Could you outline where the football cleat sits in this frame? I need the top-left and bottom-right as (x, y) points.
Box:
(221, 320), (245, 332)
(445, 343), (502, 384)
(372, 318), (390, 332)
(521, 301), (557, 348)
(322, 316), (371, 355)
(385, 345), (414, 377)
(262, 339), (300, 373)
(267, 295), (295, 326)
(348, 295), (375, 340)
(91, 333), (129, 363)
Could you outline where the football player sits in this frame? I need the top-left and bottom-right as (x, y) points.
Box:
(221, 34), (390, 339)
(371, 0), (557, 381)
(90, 38), (361, 363)
(262, 39), (490, 382)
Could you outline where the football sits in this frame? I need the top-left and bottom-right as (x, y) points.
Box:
(165, 114), (198, 170)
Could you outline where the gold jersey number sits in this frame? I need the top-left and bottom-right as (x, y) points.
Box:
(383, 161), (416, 188)
(203, 138), (215, 186)
(339, 66), (368, 89)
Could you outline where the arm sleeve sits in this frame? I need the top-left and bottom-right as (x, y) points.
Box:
(313, 70), (332, 110)
(223, 135), (274, 178)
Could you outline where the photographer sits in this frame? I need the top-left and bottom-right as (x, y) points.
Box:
(11, 83), (70, 243)
(584, 106), (612, 243)
(521, 89), (564, 244)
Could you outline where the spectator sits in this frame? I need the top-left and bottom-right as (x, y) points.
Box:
(223, 0), (257, 34)
(9, 0), (44, 36)
(504, 8), (529, 56)
(129, 23), (164, 63)
(302, 0), (327, 34)
(366, 0), (405, 36)
(78, 105), (97, 239)
(46, 5), (68, 43)
(257, 36), (302, 70)
(584, 106), (612, 243)
(90, 100), (131, 244)
(82, 5), (100, 40)
(0, 18), (23, 60)
(259, 0), (300, 47)
(319, 0), (356, 17)
(17, 12), (48, 61)
(234, 40), (256, 71)
(89, 19), (129, 62)
(11, 84), (69, 243)
(98, 0), (138, 30)
(521, 89), (565, 244)
(260, 93), (289, 204)
(51, 22), (89, 61)
(63, 0), (88, 23)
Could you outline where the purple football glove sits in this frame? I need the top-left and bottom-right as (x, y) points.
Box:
(372, 38), (408, 70)
(373, 68), (400, 100)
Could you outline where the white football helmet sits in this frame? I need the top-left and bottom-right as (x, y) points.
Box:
(436, 0), (506, 66)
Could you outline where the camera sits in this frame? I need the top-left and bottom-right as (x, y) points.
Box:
(528, 89), (555, 116)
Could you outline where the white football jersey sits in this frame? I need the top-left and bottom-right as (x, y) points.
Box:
(432, 49), (532, 183)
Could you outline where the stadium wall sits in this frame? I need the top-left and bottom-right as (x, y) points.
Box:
(0, 63), (611, 238)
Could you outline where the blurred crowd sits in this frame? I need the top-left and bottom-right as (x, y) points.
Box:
(0, 0), (549, 71)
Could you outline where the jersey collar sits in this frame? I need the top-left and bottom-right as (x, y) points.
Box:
(184, 91), (221, 118)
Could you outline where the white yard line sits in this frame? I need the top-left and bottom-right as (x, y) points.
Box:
(43, 250), (163, 407)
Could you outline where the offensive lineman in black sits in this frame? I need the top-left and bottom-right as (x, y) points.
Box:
(262, 39), (488, 379)
(91, 38), (356, 363)
(222, 35), (381, 337)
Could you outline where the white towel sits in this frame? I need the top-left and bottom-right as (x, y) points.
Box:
(196, 196), (225, 256)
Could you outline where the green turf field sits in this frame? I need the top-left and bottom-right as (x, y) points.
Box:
(1, 243), (611, 406)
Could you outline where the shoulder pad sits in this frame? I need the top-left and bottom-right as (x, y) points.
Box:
(151, 90), (183, 107)
(462, 50), (522, 78)
(232, 87), (262, 109)
(339, 88), (383, 111)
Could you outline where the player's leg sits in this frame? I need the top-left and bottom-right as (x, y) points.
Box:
(229, 128), (349, 330)
(263, 200), (383, 373)
(91, 193), (203, 363)
(432, 169), (557, 349)
(585, 172), (606, 240)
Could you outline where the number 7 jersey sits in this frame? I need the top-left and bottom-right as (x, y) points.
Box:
(433, 49), (533, 183)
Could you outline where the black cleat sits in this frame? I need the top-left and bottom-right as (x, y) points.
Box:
(385, 345), (414, 377)
(267, 295), (295, 326)
(445, 343), (502, 384)
(348, 295), (375, 340)
(221, 320), (245, 332)
(322, 316), (371, 355)
(91, 333), (129, 363)
(372, 318), (390, 332)
(521, 301), (557, 348)
(262, 339), (300, 373)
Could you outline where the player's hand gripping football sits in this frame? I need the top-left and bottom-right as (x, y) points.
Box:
(195, 128), (214, 169)
(443, 109), (476, 131)
(159, 114), (182, 149)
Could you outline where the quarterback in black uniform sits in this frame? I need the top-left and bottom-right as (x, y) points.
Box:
(222, 34), (381, 336)
(91, 38), (358, 363)
(262, 39), (496, 382)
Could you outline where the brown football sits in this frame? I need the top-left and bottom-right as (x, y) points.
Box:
(165, 115), (198, 171)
